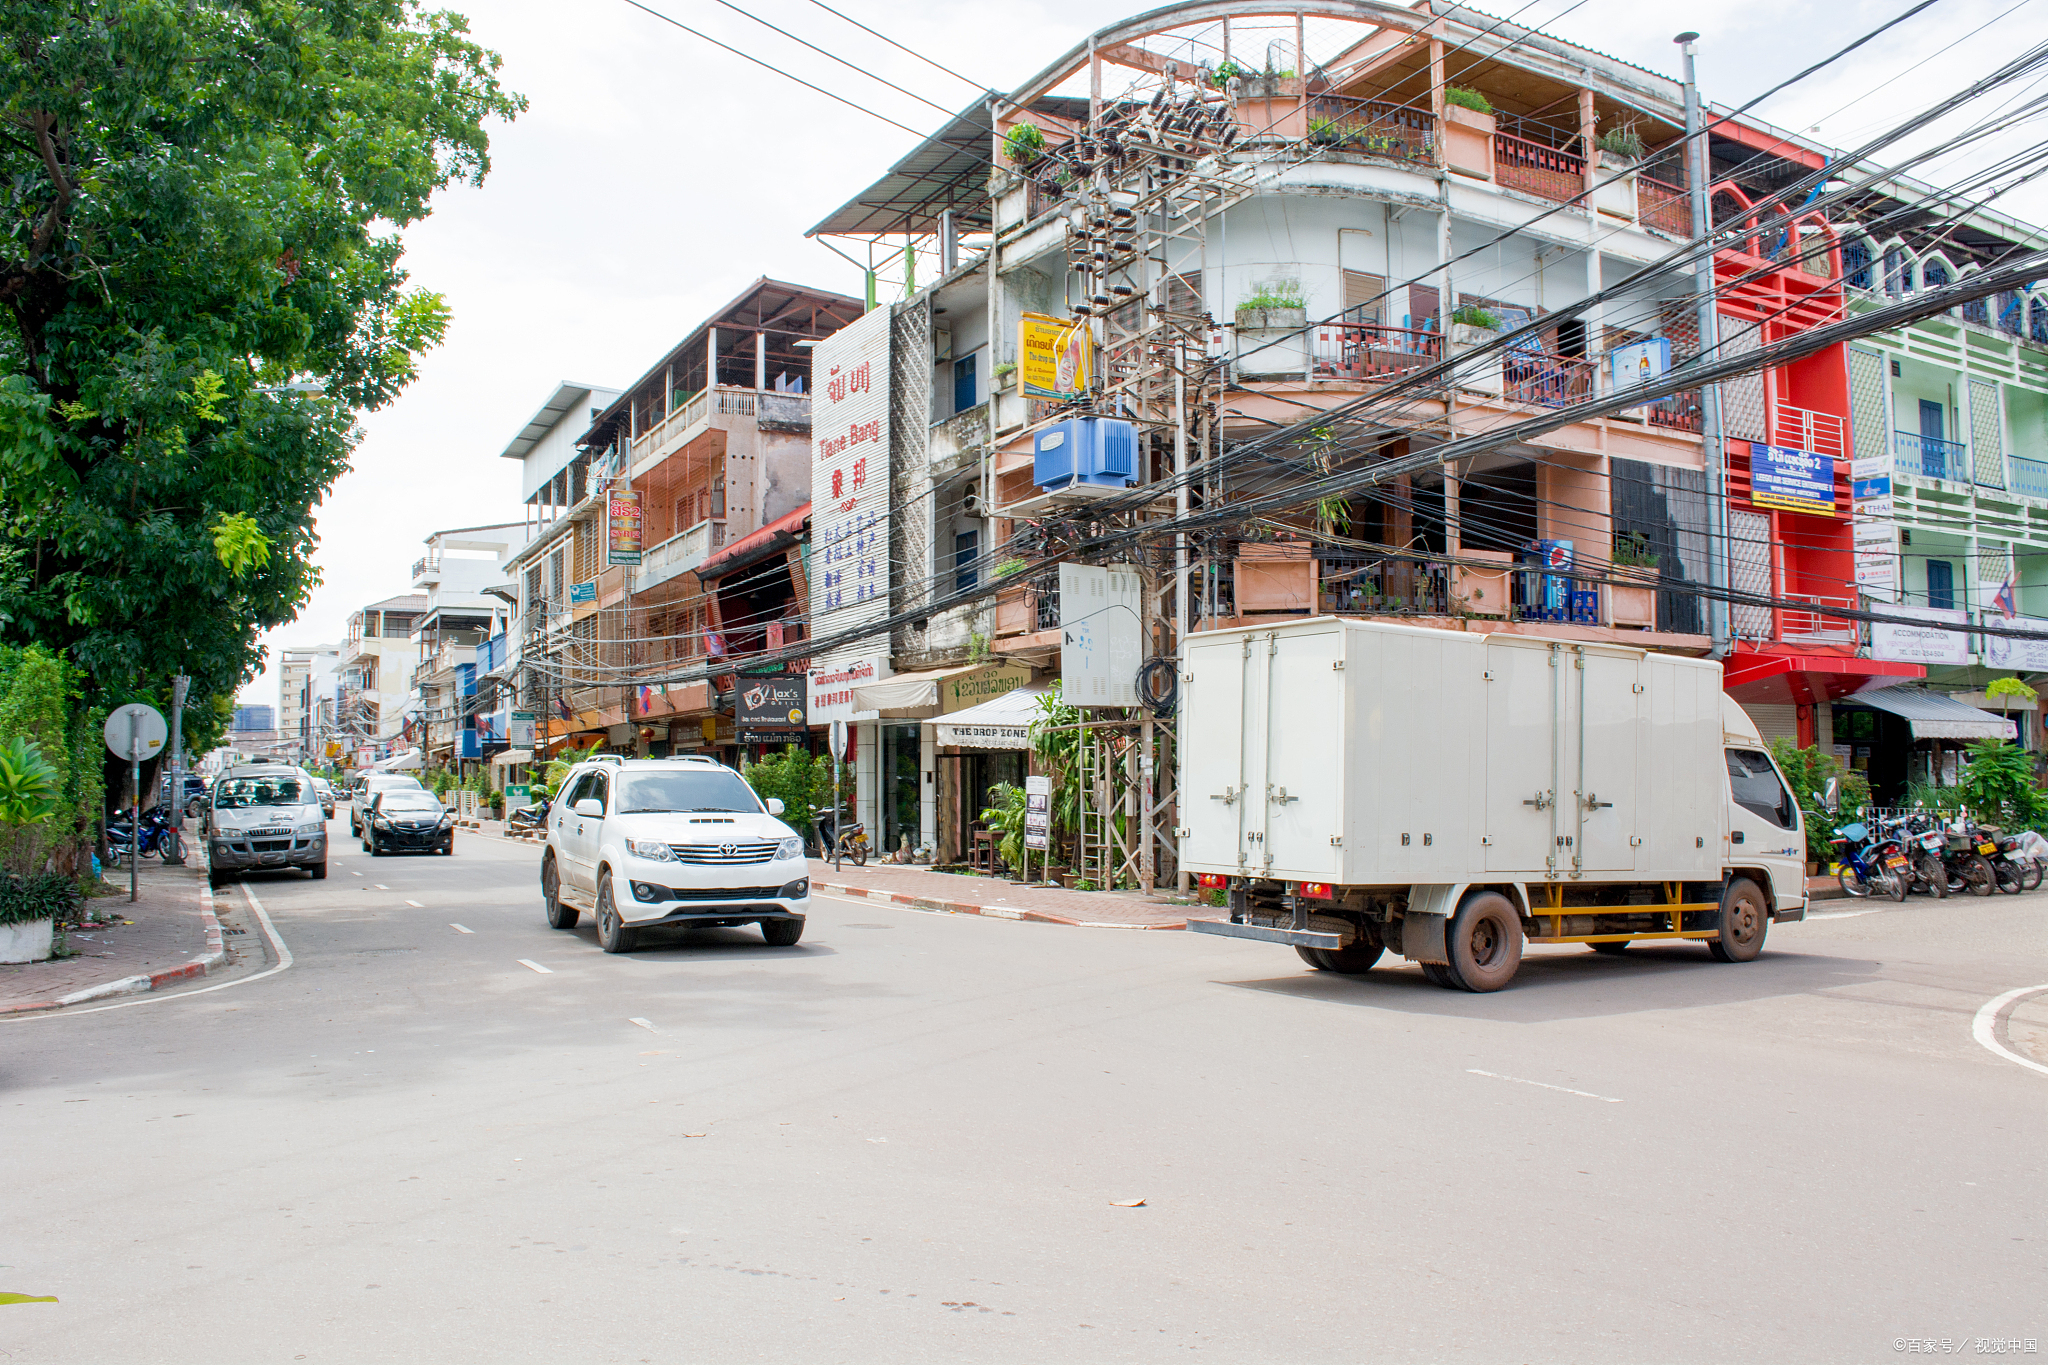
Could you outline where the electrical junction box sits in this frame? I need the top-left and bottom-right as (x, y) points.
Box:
(1034, 417), (1137, 492)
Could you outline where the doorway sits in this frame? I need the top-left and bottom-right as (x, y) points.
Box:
(881, 724), (921, 855)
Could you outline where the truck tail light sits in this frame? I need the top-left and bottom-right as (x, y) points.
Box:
(1297, 882), (1332, 900)
(1196, 873), (1228, 889)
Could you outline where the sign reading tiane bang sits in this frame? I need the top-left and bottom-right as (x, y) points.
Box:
(810, 307), (891, 653)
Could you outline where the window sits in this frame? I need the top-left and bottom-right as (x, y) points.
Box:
(711, 476), (726, 519)
(1726, 749), (1797, 829)
(955, 529), (980, 593)
(1926, 558), (1955, 610)
(1343, 270), (1386, 324)
(615, 768), (761, 814)
(954, 352), (977, 414)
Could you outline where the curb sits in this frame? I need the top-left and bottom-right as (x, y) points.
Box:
(0, 881), (230, 1016)
(810, 879), (1187, 930)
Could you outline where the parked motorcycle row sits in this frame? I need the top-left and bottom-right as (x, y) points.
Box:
(106, 804), (186, 867)
(1831, 810), (2045, 901)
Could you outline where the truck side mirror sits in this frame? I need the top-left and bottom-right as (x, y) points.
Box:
(1822, 777), (1839, 815)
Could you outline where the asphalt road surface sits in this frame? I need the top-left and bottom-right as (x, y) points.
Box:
(7, 816), (2044, 1363)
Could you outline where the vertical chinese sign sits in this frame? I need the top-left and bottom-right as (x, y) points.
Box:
(608, 488), (643, 566)
(809, 306), (892, 664)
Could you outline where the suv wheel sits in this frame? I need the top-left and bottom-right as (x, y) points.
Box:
(542, 855), (577, 930)
(762, 918), (804, 947)
(596, 874), (636, 953)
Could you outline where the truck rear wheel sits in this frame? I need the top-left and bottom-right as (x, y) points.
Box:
(1708, 877), (1768, 962)
(1446, 892), (1522, 992)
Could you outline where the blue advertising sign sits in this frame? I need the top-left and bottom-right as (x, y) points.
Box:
(1851, 476), (1890, 501)
(568, 581), (596, 604)
(1752, 443), (1837, 516)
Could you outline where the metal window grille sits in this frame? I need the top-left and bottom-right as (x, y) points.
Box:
(1970, 378), (2005, 488)
(1728, 509), (1774, 641)
(1847, 349), (1889, 465)
(1719, 323), (1766, 442)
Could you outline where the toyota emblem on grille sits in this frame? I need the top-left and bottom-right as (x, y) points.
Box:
(720, 843), (737, 856)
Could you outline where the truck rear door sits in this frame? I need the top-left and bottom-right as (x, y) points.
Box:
(1182, 632), (1254, 873)
(1259, 627), (1342, 881)
(1569, 648), (1640, 873)
(1486, 639), (1562, 874)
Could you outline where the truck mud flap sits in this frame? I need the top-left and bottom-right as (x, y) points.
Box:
(1186, 919), (1343, 950)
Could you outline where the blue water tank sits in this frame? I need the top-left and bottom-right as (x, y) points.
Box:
(1034, 417), (1138, 491)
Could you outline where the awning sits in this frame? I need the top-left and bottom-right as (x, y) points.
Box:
(933, 684), (1052, 750)
(695, 503), (810, 586)
(492, 749), (534, 766)
(374, 748), (423, 771)
(1720, 652), (1925, 704)
(1844, 686), (2017, 740)
(852, 663), (985, 719)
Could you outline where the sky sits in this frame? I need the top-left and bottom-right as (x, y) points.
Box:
(239, 0), (2047, 705)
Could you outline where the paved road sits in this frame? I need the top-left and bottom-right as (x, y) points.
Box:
(6, 816), (2044, 1363)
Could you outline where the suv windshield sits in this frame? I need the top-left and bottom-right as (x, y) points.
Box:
(378, 792), (442, 812)
(215, 776), (308, 808)
(615, 769), (762, 814)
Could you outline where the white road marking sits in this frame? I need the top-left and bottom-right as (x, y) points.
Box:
(1808, 908), (1879, 920)
(351, 871), (362, 877)
(517, 959), (553, 974)
(450, 924), (473, 934)
(405, 899), (423, 908)
(1467, 1068), (1622, 1103)
(374, 884), (389, 890)
(1971, 983), (2048, 1078)
(629, 1017), (657, 1032)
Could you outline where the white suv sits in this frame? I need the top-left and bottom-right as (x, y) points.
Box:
(539, 756), (809, 953)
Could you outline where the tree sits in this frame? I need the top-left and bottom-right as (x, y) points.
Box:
(1768, 739), (1870, 865)
(1957, 738), (2044, 830)
(0, 1), (522, 715)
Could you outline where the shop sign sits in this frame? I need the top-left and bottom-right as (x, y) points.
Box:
(509, 711), (535, 746)
(738, 675), (806, 744)
(810, 307), (891, 646)
(1606, 337), (1670, 394)
(808, 655), (888, 725)
(607, 488), (643, 565)
(942, 661), (1032, 713)
(1751, 444), (1837, 516)
(1024, 775), (1050, 851)
(1059, 564), (1142, 707)
(1871, 603), (1970, 665)
(1984, 615), (2048, 671)
(569, 581), (596, 604)
(1019, 312), (1093, 399)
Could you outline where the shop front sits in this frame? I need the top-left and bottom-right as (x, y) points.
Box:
(931, 683), (1049, 865)
(848, 660), (1035, 862)
(1830, 685), (2016, 802)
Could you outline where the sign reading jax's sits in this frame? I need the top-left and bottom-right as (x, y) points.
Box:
(1750, 443), (1837, 516)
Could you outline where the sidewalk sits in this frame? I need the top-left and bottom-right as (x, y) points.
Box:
(806, 859), (1194, 929)
(0, 861), (225, 1015)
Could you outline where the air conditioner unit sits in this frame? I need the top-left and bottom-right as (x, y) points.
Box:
(963, 492), (992, 518)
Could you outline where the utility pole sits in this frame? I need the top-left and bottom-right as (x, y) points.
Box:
(1678, 32), (1732, 658)
(169, 675), (189, 831)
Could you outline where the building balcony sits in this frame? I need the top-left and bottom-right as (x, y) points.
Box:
(2010, 455), (2048, 499)
(635, 518), (728, 593)
(412, 554), (441, 587)
(1773, 404), (1845, 458)
(628, 387), (810, 477)
(1895, 430), (1969, 482)
(1309, 322), (1442, 382)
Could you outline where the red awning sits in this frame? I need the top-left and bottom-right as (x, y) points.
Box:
(695, 503), (811, 585)
(1721, 653), (1925, 705)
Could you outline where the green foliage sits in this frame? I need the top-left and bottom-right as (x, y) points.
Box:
(0, 737), (62, 828)
(0, 870), (80, 927)
(1209, 59), (1252, 87)
(1450, 305), (1500, 329)
(1444, 86), (1493, 113)
(1028, 693), (1083, 858)
(1612, 530), (1661, 568)
(1985, 676), (2036, 708)
(0, 1), (523, 719)
(1958, 739), (2045, 829)
(544, 742), (602, 794)
(996, 558), (1028, 579)
(1598, 125), (1646, 159)
(1768, 740), (1869, 863)
(1003, 122), (1046, 165)
(742, 745), (839, 846)
(1239, 282), (1306, 311)
(979, 781), (1028, 871)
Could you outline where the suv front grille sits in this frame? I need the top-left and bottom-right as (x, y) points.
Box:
(668, 885), (783, 902)
(670, 841), (779, 865)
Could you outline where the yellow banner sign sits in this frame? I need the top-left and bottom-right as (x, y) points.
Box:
(1019, 312), (1092, 399)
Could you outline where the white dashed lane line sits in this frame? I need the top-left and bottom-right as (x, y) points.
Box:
(629, 1017), (657, 1032)
(450, 924), (474, 934)
(1468, 1068), (1622, 1103)
(405, 899), (424, 908)
(517, 959), (553, 974)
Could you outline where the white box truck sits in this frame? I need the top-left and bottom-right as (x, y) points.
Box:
(1181, 618), (1808, 991)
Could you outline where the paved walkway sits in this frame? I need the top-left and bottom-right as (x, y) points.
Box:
(805, 859), (1197, 929)
(0, 861), (219, 1014)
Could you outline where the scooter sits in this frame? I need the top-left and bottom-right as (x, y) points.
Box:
(1830, 821), (1908, 901)
(814, 811), (868, 869)
(107, 805), (186, 866)
(506, 795), (551, 833)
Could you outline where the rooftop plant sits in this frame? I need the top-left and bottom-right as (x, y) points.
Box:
(1004, 122), (1046, 166)
(1443, 87), (1492, 114)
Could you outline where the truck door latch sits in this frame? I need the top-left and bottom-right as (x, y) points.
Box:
(1210, 786), (1238, 804)
(1582, 792), (1613, 811)
(1270, 786), (1298, 805)
(1523, 792), (1552, 810)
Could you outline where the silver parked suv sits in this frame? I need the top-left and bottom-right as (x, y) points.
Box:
(540, 756), (809, 953)
(206, 763), (329, 888)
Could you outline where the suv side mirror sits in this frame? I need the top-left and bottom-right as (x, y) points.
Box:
(574, 798), (603, 818)
(765, 797), (785, 816)
(1822, 777), (1840, 815)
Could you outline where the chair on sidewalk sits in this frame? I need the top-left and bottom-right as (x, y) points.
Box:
(970, 826), (998, 875)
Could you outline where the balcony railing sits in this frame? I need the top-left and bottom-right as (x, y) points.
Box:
(1772, 405), (1845, 459)
(1778, 595), (1858, 646)
(1318, 554), (1452, 616)
(1494, 131), (1585, 203)
(412, 554), (441, 584)
(1304, 96), (1435, 165)
(1638, 177), (1690, 235)
(1646, 390), (1704, 433)
(631, 386), (767, 462)
(1512, 570), (1601, 624)
(1895, 430), (1969, 482)
(1504, 350), (1595, 408)
(636, 518), (728, 592)
(2011, 454), (2048, 499)
(1310, 322), (1443, 380)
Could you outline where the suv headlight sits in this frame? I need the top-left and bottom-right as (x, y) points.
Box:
(295, 822), (326, 836)
(776, 836), (804, 861)
(625, 837), (675, 862)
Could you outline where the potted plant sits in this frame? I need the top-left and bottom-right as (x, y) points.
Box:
(1609, 531), (1661, 628)
(1440, 86), (1496, 180)
(1597, 124), (1645, 168)
(994, 360), (1018, 391)
(1003, 122), (1045, 167)
(1235, 282), (1307, 332)
(0, 736), (69, 964)
(1448, 304), (1500, 347)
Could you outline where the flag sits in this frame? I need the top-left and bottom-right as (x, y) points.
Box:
(1995, 575), (2018, 619)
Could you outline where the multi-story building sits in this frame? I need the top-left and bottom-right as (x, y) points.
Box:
(338, 594), (426, 763)
(277, 645), (341, 765)
(405, 522), (528, 771)
(504, 279), (859, 761)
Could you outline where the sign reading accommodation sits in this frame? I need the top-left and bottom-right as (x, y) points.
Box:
(1751, 444), (1836, 516)
(1871, 603), (1971, 666)
(810, 307), (892, 649)
(1019, 312), (1092, 400)
(607, 488), (643, 565)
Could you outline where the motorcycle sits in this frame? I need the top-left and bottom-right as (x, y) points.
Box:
(1831, 821), (1908, 901)
(1940, 815), (1998, 898)
(814, 810), (868, 869)
(506, 795), (552, 833)
(107, 805), (186, 866)
(1898, 812), (1953, 898)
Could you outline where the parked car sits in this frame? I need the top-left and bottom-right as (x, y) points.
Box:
(361, 788), (455, 857)
(310, 777), (336, 819)
(204, 764), (328, 888)
(349, 773), (428, 836)
(539, 755), (809, 953)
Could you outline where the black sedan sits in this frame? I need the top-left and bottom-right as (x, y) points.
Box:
(361, 789), (455, 857)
